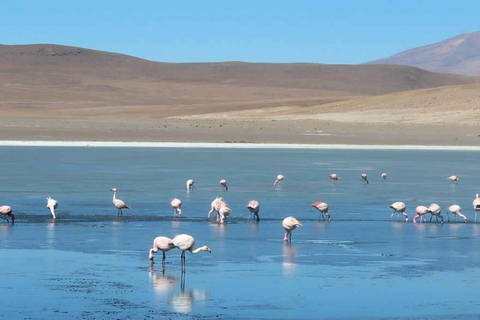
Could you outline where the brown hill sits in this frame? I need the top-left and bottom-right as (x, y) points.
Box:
(368, 31), (480, 76)
(0, 43), (477, 119)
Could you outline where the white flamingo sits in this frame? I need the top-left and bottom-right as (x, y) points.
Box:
(427, 203), (443, 223)
(447, 175), (459, 183)
(0, 205), (14, 224)
(218, 206), (232, 224)
(208, 197), (227, 220)
(413, 206), (428, 223)
(329, 173), (341, 184)
(361, 173), (369, 184)
(473, 194), (480, 222)
(246, 200), (260, 221)
(274, 174), (285, 186)
(149, 236), (175, 271)
(111, 188), (130, 216)
(389, 202), (408, 222)
(311, 202), (331, 221)
(219, 179), (228, 191)
(381, 173), (387, 181)
(186, 179), (194, 192)
(170, 198), (182, 217)
(447, 205), (467, 223)
(46, 197), (58, 219)
(282, 217), (302, 242)
(170, 234), (211, 273)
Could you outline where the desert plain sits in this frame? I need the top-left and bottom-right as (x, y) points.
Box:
(1, 44), (480, 146)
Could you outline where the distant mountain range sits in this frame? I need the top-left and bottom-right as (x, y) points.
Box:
(368, 31), (480, 76)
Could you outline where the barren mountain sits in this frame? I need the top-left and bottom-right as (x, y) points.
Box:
(0, 43), (477, 119)
(368, 31), (480, 76)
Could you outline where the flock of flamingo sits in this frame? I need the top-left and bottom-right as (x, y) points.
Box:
(0, 172), (478, 272)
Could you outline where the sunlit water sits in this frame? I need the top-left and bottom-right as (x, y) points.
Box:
(1, 147), (480, 319)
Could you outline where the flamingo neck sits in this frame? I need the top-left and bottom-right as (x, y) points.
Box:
(113, 191), (117, 201)
(191, 247), (207, 254)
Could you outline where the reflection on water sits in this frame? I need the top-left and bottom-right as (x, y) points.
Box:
(46, 221), (55, 248)
(282, 242), (298, 276)
(149, 267), (210, 313)
(170, 220), (182, 229)
(149, 267), (178, 294)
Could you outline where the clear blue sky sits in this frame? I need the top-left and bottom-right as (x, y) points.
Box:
(1, 0), (479, 64)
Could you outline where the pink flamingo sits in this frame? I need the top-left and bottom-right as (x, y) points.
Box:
(208, 197), (227, 220)
(427, 203), (443, 223)
(447, 205), (467, 223)
(111, 188), (130, 216)
(170, 198), (182, 217)
(311, 202), (331, 221)
(0, 205), (14, 224)
(186, 179), (194, 192)
(282, 217), (302, 242)
(171, 234), (211, 273)
(413, 206), (428, 223)
(329, 173), (340, 184)
(381, 173), (387, 181)
(473, 194), (480, 222)
(219, 179), (228, 191)
(218, 206), (232, 224)
(46, 196), (58, 219)
(361, 173), (369, 184)
(389, 202), (408, 222)
(246, 200), (260, 221)
(149, 236), (174, 271)
(447, 175), (459, 183)
(274, 174), (285, 186)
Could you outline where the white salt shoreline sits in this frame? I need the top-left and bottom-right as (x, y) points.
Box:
(0, 140), (479, 151)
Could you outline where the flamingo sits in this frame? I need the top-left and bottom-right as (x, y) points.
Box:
(447, 205), (467, 223)
(311, 202), (331, 222)
(282, 216), (302, 242)
(46, 196), (58, 219)
(329, 173), (340, 184)
(361, 173), (369, 184)
(170, 198), (182, 217)
(427, 203), (443, 223)
(389, 202), (408, 222)
(274, 174), (285, 186)
(413, 206), (428, 223)
(0, 205), (14, 224)
(246, 200), (260, 221)
(149, 236), (174, 271)
(170, 234), (211, 273)
(219, 179), (228, 191)
(473, 194), (480, 222)
(447, 175), (459, 183)
(218, 206), (232, 224)
(111, 188), (130, 216)
(208, 197), (227, 219)
(186, 179), (194, 192)
(381, 173), (387, 181)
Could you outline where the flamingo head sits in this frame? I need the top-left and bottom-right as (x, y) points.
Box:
(464, 217), (468, 223)
(149, 249), (154, 261)
(111, 188), (117, 192)
(199, 246), (211, 253)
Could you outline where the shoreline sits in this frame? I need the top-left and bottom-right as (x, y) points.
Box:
(1, 140), (480, 151)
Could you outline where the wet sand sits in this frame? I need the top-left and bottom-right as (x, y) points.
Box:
(1, 117), (480, 146)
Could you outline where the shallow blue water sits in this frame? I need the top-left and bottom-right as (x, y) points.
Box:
(1, 147), (480, 319)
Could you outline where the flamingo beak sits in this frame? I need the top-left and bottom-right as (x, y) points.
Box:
(207, 248), (212, 253)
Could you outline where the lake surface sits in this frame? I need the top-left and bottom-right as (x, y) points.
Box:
(1, 147), (480, 319)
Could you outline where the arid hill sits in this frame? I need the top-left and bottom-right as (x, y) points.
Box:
(0, 43), (477, 119)
(368, 31), (480, 76)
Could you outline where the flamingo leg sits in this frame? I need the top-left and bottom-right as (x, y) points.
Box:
(181, 251), (186, 273)
(447, 211), (450, 222)
(390, 212), (394, 219)
(476, 212), (478, 223)
(430, 215), (433, 223)
(255, 214), (260, 222)
(162, 251), (166, 274)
